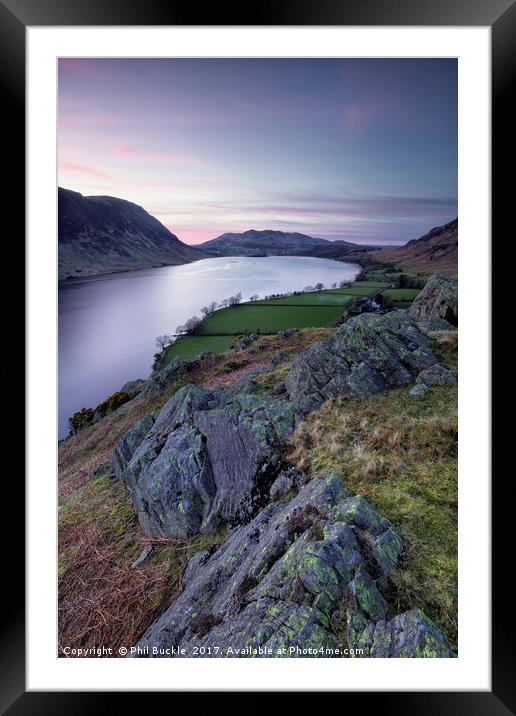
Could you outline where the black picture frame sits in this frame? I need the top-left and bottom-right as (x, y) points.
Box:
(4, 0), (511, 708)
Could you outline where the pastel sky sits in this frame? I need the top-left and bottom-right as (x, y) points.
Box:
(58, 58), (457, 245)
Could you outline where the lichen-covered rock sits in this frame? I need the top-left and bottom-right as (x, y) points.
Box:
(132, 474), (450, 658)
(268, 468), (308, 500)
(285, 311), (437, 412)
(279, 328), (298, 339)
(416, 363), (457, 386)
(347, 608), (453, 658)
(271, 351), (288, 367)
(139, 356), (188, 399)
(339, 296), (381, 324)
(132, 475), (397, 657)
(350, 566), (387, 619)
(335, 495), (403, 575)
(409, 273), (458, 326)
(233, 332), (258, 351)
(113, 384), (297, 538)
(120, 378), (145, 394)
(131, 544), (154, 569)
(111, 410), (160, 478)
(269, 473), (294, 499)
(409, 383), (428, 398)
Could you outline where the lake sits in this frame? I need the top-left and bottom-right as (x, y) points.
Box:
(58, 255), (359, 438)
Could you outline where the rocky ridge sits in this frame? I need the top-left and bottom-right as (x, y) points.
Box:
(133, 474), (449, 658)
(110, 275), (458, 657)
(409, 273), (458, 325)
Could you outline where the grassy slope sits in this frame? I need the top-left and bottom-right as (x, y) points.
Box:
(59, 326), (457, 654)
(286, 333), (458, 649)
(374, 254), (458, 276)
(58, 329), (331, 654)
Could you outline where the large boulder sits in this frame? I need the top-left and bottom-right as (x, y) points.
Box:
(112, 384), (297, 538)
(409, 273), (458, 325)
(285, 311), (437, 412)
(416, 363), (457, 386)
(131, 474), (450, 658)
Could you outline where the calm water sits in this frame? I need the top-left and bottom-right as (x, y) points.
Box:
(58, 255), (359, 437)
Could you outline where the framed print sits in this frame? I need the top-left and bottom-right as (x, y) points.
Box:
(4, 0), (512, 707)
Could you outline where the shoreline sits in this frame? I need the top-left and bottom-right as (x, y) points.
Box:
(58, 256), (363, 438)
(58, 253), (365, 286)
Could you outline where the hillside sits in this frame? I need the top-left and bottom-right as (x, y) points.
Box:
(197, 229), (329, 256)
(58, 187), (211, 280)
(59, 274), (458, 658)
(373, 218), (458, 274)
(300, 240), (387, 261)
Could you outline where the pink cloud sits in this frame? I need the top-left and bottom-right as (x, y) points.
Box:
(58, 59), (97, 74)
(58, 160), (110, 179)
(193, 196), (456, 221)
(113, 145), (202, 165)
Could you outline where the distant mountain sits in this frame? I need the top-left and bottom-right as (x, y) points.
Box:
(58, 187), (211, 279)
(300, 240), (387, 260)
(197, 229), (330, 256)
(374, 218), (458, 274)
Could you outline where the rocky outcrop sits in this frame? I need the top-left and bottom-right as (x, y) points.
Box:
(110, 306), (457, 658)
(120, 378), (145, 394)
(285, 311), (437, 412)
(138, 356), (188, 399)
(112, 383), (297, 538)
(132, 474), (450, 658)
(339, 296), (381, 324)
(114, 310), (445, 536)
(233, 333), (258, 351)
(347, 608), (453, 658)
(409, 273), (458, 325)
(409, 362), (456, 397)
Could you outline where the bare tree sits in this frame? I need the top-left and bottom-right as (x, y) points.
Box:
(201, 301), (218, 317)
(249, 294), (260, 302)
(228, 292), (242, 306)
(304, 285), (315, 293)
(175, 324), (185, 335)
(155, 334), (172, 350)
(339, 280), (350, 289)
(183, 316), (201, 334)
(331, 282), (337, 289)
(219, 298), (229, 309)
(315, 282), (324, 291)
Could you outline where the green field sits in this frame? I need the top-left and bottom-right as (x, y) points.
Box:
(325, 284), (388, 296)
(163, 335), (236, 363)
(199, 304), (344, 335)
(162, 280), (418, 366)
(381, 288), (421, 301)
(258, 292), (353, 306)
(340, 281), (391, 288)
(392, 301), (414, 309)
